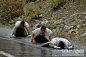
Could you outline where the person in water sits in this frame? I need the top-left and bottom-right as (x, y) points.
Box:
(31, 26), (52, 43)
(12, 20), (30, 37)
(42, 37), (74, 49)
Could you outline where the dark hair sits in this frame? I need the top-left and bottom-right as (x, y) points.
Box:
(58, 41), (65, 49)
(41, 26), (46, 30)
(21, 20), (25, 24)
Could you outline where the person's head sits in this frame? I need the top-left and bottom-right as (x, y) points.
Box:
(21, 20), (25, 26)
(58, 41), (65, 49)
(41, 26), (46, 33)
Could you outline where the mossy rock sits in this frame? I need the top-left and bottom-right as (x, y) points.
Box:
(49, 23), (57, 29)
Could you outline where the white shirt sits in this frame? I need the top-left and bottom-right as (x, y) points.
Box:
(32, 28), (52, 37)
(50, 37), (71, 48)
(15, 21), (29, 28)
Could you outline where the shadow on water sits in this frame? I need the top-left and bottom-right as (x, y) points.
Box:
(0, 28), (86, 57)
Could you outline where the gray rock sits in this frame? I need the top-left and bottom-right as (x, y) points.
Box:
(68, 29), (78, 34)
(68, 26), (74, 30)
(41, 19), (48, 24)
(80, 32), (86, 37)
(64, 25), (69, 32)
(32, 23), (39, 30)
(84, 16), (86, 19)
(39, 14), (44, 18)
(52, 29), (57, 33)
(59, 24), (64, 32)
(77, 24), (81, 28)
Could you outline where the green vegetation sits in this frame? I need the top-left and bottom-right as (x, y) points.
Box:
(0, 0), (25, 23)
(24, 3), (41, 20)
(47, 0), (65, 9)
(49, 23), (57, 29)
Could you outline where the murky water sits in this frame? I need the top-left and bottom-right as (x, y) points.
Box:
(0, 28), (86, 57)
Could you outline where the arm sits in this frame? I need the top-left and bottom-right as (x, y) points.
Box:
(49, 43), (54, 48)
(27, 27), (30, 35)
(49, 35), (51, 41)
(12, 27), (17, 35)
(32, 33), (36, 44)
(49, 43), (60, 49)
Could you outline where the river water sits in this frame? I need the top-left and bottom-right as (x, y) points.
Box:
(0, 28), (86, 57)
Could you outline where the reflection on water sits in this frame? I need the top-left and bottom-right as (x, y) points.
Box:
(0, 37), (86, 57)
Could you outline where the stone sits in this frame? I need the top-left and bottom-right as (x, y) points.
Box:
(80, 32), (86, 37)
(82, 24), (86, 27)
(77, 24), (81, 28)
(59, 24), (64, 32)
(68, 29), (78, 34)
(64, 25), (69, 32)
(84, 16), (86, 19)
(52, 29), (57, 33)
(37, 24), (44, 28)
(68, 26), (74, 30)
(39, 14), (44, 18)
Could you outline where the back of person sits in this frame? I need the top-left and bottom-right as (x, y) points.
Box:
(12, 20), (30, 37)
(31, 26), (52, 43)
(50, 37), (71, 47)
(42, 37), (73, 49)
